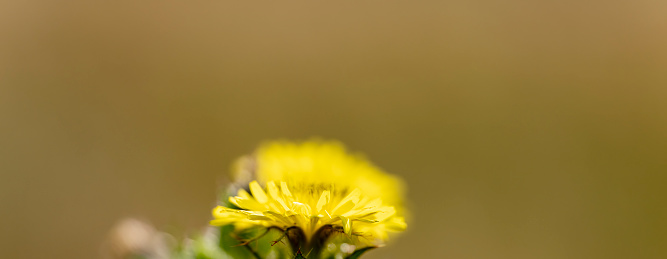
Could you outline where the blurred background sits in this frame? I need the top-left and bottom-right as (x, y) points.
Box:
(1, 0), (666, 258)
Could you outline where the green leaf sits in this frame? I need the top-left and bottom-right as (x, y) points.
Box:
(345, 246), (376, 259)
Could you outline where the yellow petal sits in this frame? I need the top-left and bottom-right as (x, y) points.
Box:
(210, 218), (238, 226)
(292, 201), (312, 216)
(211, 206), (225, 217)
(267, 181), (280, 198)
(384, 216), (407, 232)
(332, 189), (361, 214)
(374, 206), (396, 222)
(340, 216), (352, 235)
(280, 181), (292, 197)
(249, 181), (268, 203)
(247, 212), (271, 221)
(316, 190), (330, 212)
(237, 189), (252, 199)
(228, 196), (241, 208)
(230, 196), (264, 210)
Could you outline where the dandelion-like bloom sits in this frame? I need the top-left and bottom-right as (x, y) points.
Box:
(210, 140), (407, 255)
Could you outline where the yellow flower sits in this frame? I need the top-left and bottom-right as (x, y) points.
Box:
(231, 140), (405, 209)
(211, 140), (407, 251)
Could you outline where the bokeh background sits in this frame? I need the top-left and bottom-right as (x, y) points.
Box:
(1, 1), (666, 258)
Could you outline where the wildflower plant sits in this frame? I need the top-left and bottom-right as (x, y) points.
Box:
(168, 140), (407, 259)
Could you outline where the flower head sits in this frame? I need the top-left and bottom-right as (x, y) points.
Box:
(211, 140), (407, 254)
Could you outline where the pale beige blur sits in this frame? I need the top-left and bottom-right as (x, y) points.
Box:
(101, 218), (171, 259)
(1, 0), (666, 258)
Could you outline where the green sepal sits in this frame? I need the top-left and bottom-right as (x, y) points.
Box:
(218, 224), (292, 259)
(293, 249), (307, 259)
(218, 224), (256, 258)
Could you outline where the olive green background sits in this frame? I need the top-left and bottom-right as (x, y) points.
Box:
(1, 1), (666, 258)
